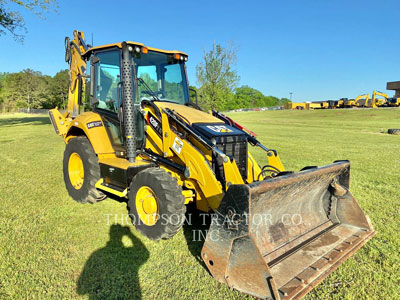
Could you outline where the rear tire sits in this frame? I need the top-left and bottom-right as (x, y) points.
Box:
(63, 136), (106, 204)
(388, 129), (400, 135)
(127, 168), (186, 240)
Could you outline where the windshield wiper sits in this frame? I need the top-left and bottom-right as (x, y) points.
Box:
(137, 78), (160, 101)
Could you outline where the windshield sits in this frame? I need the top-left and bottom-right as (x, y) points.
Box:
(132, 50), (189, 104)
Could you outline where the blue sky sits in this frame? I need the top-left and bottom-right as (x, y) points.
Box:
(1, 0), (399, 102)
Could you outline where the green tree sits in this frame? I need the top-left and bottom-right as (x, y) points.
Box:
(0, 0), (57, 42)
(196, 41), (239, 111)
(231, 86), (265, 109)
(278, 97), (291, 106)
(0, 69), (50, 111)
(47, 69), (68, 109)
(0, 72), (7, 110)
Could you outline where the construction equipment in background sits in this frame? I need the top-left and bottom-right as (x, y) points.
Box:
(49, 30), (376, 300)
(353, 94), (370, 107)
(343, 98), (356, 107)
(307, 102), (322, 110)
(327, 100), (338, 109)
(386, 81), (400, 107)
(335, 98), (347, 108)
(386, 97), (400, 106)
(308, 101), (329, 109)
(369, 90), (388, 107)
(285, 102), (308, 110)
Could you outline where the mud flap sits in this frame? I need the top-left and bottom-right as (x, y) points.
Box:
(201, 161), (375, 300)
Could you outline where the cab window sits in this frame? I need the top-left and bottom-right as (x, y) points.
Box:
(94, 50), (121, 113)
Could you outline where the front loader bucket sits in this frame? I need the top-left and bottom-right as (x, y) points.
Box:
(201, 161), (375, 300)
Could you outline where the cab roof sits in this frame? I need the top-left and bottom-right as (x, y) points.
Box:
(82, 41), (188, 58)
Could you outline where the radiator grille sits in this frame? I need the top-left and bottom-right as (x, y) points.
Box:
(213, 135), (248, 185)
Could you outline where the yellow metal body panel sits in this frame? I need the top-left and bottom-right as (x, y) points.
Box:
(289, 102), (308, 109)
(98, 156), (151, 169)
(308, 103), (322, 109)
(49, 108), (70, 136)
(155, 102), (224, 124)
(223, 159), (244, 185)
(83, 41), (187, 57)
(247, 152), (262, 183)
(267, 151), (285, 172)
(65, 112), (115, 154)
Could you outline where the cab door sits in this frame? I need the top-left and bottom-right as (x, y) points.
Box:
(91, 49), (125, 154)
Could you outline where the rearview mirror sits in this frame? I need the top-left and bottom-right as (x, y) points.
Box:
(189, 88), (198, 105)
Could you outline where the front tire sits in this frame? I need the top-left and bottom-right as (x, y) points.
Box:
(127, 168), (186, 240)
(63, 136), (106, 204)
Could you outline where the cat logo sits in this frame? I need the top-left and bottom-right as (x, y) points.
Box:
(206, 125), (233, 133)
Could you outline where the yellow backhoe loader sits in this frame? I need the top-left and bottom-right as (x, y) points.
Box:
(49, 31), (375, 300)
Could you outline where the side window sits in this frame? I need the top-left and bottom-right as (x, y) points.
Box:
(94, 50), (121, 113)
(164, 64), (184, 102)
(137, 65), (158, 102)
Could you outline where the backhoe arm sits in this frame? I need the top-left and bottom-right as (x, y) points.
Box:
(65, 30), (89, 118)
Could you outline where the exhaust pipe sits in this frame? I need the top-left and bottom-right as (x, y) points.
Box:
(121, 42), (136, 163)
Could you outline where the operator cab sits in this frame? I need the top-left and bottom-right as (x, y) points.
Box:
(82, 42), (190, 155)
(83, 43), (190, 112)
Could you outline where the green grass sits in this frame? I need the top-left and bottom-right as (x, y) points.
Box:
(0, 109), (399, 299)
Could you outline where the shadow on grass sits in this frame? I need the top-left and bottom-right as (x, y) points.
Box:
(0, 116), (50, 127)
(77, 224), (149, 300)
(183, 204), (211, 272)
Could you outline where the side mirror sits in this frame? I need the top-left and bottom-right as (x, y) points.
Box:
(189, 88), (198, 105)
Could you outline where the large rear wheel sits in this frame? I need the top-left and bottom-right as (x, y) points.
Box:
(63, 136), (106, 204)
(127, 168), (186, 240)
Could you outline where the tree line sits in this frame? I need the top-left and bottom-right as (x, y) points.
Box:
(0, 69), (68, 112)
(194, 42), (290, 111)
(191, 84), (290, 111)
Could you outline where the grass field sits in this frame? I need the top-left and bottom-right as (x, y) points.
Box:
(0, 109), (399, 299)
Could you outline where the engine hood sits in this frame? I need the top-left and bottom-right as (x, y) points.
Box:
(154, 102), (224, 125)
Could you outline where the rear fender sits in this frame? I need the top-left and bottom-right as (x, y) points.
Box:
(65, 112), (115, 155)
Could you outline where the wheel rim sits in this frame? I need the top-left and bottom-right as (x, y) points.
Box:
(136, 186), (159, 226)
(68, 152), (84, 190)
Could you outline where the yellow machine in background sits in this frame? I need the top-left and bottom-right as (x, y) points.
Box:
(353, 94), (370, 107)
(386, 97), (400, 106)
(285, 102), (308, 109)
(343, 98), (356, 107)
(370, 90), (388, 107)
(386, 81), (400, 107)
(49, 30), (375, 300)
